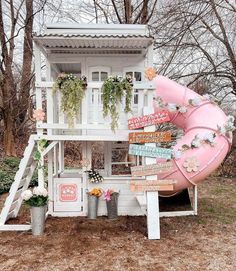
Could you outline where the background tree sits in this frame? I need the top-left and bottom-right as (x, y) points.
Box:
(0, 0), (46, 156)
(153, 0), (236, 104)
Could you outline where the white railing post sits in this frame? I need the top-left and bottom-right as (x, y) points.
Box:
(81, 89), (88, 135)
(34, 42), (43, 136)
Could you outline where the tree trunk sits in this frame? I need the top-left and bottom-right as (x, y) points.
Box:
(3, 112), (16, 156)
(18, 0), (34, 128)
(141, 0), (148, 24)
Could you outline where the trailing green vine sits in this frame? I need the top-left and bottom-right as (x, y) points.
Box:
(53, 73), (87, 127)
(33, 139), (49, 171)
(102, 75), (133, 131)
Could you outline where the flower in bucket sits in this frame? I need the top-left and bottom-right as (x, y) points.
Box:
(104, 189), (119, 202)
(88, 188), (103, 197)
(21, 187), (48, 207)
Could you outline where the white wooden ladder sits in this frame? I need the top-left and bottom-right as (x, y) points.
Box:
(0, 135), (37, 231)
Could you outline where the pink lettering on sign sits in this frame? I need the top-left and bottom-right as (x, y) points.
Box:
(128, 110), (170, 130)
(59, 184), (78, 202)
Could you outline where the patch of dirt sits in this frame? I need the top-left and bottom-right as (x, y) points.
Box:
(0, 178), (236, 271)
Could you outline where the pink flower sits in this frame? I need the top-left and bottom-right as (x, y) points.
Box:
(104, 189), (113, 202)
(57, 73), (66, 79)
(144, 67), (157, 81)
(33, 109), (45, 121)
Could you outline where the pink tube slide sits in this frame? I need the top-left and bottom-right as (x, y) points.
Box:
(154, 75), (233, 194)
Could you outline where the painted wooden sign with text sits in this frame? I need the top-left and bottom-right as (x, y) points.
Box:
(128, 110), (170, 130)
(129, 144), (173, 159)
(131, 161), (173, 177)
(129, 131), (172, 144)
(130, 180), (175, 192)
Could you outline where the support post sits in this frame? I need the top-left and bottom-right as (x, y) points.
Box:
(193, 185), (198, 215)
(143, 105), (160, 240)
(146, 191), (160, 239)
(58, 141), (64, 173)
(34, 42), (43, 136)
(37, 142), (45, 189)
(48, 150), (54, 214)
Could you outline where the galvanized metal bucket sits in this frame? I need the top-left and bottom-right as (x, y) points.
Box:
(87, 194), (99, 219)
(30, 206), (46, 235)
(106, 192), (119, 219)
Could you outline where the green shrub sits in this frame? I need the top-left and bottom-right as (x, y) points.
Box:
(3, 157), (20, 169)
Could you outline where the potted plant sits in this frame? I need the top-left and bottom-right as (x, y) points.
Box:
(21, 187), (48, 235)
(53, 73), (87, 127)
(87, 188), (103, 219)
(104, 189), (119, 219)
(102, 75), (133, 131)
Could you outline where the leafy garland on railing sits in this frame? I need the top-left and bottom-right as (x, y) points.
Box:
(102, 75), (133, 132)
(53, 73), (87, 127)
(33, 139), (49, 171)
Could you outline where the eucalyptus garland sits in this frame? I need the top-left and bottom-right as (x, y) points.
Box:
(53, 73), (87, 127)
(102, 75), (133, 131)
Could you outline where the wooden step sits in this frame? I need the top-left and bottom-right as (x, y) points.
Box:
(0, 224), (31, 231)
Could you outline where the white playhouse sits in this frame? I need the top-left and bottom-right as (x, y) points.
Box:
(0, 24), (203, 239)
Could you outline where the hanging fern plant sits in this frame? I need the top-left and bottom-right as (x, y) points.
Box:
(53, 73), (87, 127)
(102, 75), (133, 132)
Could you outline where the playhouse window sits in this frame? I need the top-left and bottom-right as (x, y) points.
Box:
(101, 72), (108, 81)
(92, 72), (99, 81)
(91, 71), (108, 82)
(111, 142), (136, 176)
(125, 71), (142, 82)
(91, 142), (105, 170)
(133, 89), (139, 105)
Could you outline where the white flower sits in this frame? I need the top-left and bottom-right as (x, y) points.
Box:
(179, 106), (188, 113)
(226, 122), (236, 131)
(227, 115), (235, 122)
(218, 125), (226, 135)
(33, 187), (48, 197)
(191, 139), (201, 148)
(21, 190), (33, 201)
(173, 150), (182, 159)
(191, 135), (201, 148)
(189, 97), (201, 107)
(202, 132), (215, 143)
(167, 103), (177, 112)
(202, 94), (210, 101)
(154, 97), (165, 108)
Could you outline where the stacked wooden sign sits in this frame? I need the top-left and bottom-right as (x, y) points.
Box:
(128, 109), (176, 240)
(128, 110), (175, 192)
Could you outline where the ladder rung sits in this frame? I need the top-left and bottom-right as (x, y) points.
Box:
(19, 178), (27, 188)
(13, 188), (24, 201)
(9, 199), (20, 213)
(6, 210), (16, 220)
(22, 167), (32, 179)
